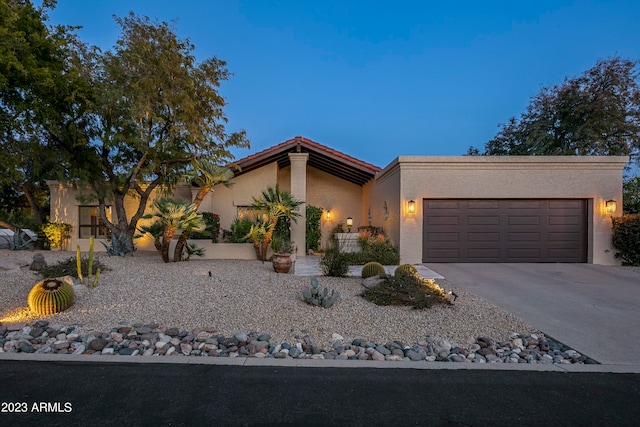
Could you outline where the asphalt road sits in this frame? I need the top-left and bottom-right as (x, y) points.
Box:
(2, 360), (640, 426)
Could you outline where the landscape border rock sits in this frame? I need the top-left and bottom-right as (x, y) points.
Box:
(0, 321), (598, 364)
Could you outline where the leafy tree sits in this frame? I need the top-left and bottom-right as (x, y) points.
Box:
(173, 160), (234, 261)
(57, 13), (249, 253)
(478, 57), (640, 166)
(250, 185), (303, 260)
(0, 0), (80, 237)
(623, 175), (640, 214)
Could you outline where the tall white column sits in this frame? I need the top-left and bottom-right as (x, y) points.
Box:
(288, 153), (308, 257)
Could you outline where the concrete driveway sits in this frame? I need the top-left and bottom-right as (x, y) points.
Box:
(425, 263), (640, 365)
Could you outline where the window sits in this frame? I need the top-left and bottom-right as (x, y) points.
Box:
(237, 206), (267, 222)
(79, 206), (111, 238)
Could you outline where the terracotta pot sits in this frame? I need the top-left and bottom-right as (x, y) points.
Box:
(272, 253), (292, 273)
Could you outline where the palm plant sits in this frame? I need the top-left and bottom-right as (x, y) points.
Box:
(151, 198), (206, 263)
(245, 222), (268, 260)
(250, 185), (303, 260)
(173, 160), (235, 261)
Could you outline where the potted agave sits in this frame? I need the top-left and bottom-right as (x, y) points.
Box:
(271, 236), (294, 273)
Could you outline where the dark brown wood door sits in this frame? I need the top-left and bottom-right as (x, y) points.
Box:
(422, 199), (587, 263)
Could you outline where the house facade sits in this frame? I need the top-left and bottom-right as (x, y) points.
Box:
(48, 136), (628, 265)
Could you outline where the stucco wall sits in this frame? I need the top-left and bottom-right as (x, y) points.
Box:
(363, 165), (401, 250)
(205, 163), (278, 231)
(374, 156), (628, 265)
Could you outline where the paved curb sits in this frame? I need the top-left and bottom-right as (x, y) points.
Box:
(2, 352), (639, 373)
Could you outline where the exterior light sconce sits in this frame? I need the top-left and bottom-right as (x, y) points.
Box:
(326, 210), (331, 220)
(605, 199), (616, 215)
(407, 200), (416, 215)
(346, 216), (353, 232)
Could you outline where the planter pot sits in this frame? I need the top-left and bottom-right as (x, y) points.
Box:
(272, 253), (292, 273)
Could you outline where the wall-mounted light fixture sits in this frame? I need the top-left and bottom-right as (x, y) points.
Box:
(606, 199), (616, 215)
(346, 216), (353, 232)
(407, 200), (416, 215)
(326, 210), (331, 220)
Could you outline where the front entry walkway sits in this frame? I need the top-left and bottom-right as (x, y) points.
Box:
(425, 263), (640, 365)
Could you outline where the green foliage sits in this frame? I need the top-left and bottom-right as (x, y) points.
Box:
(357, 225), (385, 236)
(41, 222), (72, 249)
(223, 217), (255, 243)
(361, 275), (453, 310)
(612, 214), (640, 265)
(345, 231), (400, 265)
(320, 243), (349, 277)
(395, 264), (418, 277)
(623, 176), (640, 214)
(189, 212), (221, 242)
(101, 234), (135, 256)
(361, 261), (386, 278)
(144, 198), (205, 263)
(35, 256), (108, 280)
(28, 278), (75, 315)
(183, 242), (205, 260)
(306, 205), (323, 252)
(0, 0), (74, 227)
(271, 235), (293, 254)
(250, 185), (302, 260)
(479, 57), (640, 166)
(301, 277), (340, 308)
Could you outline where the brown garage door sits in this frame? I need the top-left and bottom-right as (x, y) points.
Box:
(423, 199), (587, 263)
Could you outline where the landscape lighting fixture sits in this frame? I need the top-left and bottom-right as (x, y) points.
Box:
(605, 199), (616, 215)
(407, 200), (416, 215)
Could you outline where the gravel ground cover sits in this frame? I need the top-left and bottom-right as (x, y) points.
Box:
(0, 249), (542, 349)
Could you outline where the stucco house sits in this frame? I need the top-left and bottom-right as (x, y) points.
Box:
(48, 135), (628, 265)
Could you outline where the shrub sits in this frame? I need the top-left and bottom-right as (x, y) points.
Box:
(345, 230), (400, 265)
(361, 261), (386, 278)
(35, 256), (109, 279)
(612, 214), (640, 265)
(223, 218), (255, 243)
(41, 222), (72, 249)
(189, 212), (220, 242)
(361, 274), (453, 309)
(320, 243), (349, 277)
(306, 205), (323, 252)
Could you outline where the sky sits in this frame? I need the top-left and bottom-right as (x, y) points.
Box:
(44, 0), (640, 169)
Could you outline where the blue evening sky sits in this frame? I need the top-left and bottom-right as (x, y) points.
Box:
(45, 1), (640, 168)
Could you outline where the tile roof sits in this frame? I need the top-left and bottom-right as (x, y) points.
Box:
(232, 136), (381, 186)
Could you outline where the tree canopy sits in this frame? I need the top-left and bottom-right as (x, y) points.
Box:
(74, 13), (249, 250)
(0, 0), (76, 230)
(1, 3), (249, 252)
(475, 57), (640, 166)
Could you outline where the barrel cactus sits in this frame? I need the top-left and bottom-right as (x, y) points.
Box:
(361, 261), (386, 279)
(394, 264), (418, 277)
(27, 278), (75, 315)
